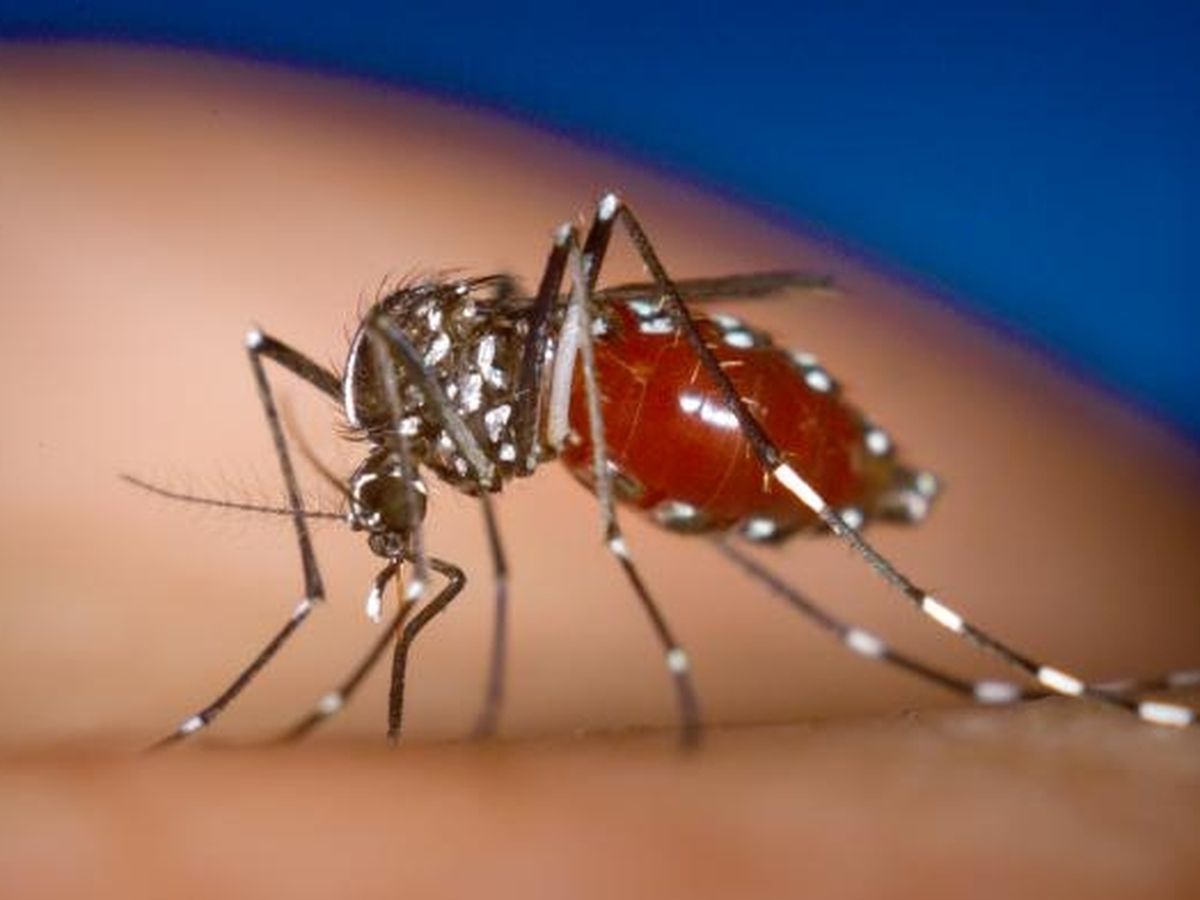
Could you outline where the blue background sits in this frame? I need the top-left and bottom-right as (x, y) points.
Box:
(3, 2), (1197, 438)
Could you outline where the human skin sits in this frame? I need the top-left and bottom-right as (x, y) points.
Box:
(1, 45), (1198, 898)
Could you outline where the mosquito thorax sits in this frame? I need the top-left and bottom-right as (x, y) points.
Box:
(342, 279), (534, 494)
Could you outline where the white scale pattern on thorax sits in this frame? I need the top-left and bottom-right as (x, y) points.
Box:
(350, 281), (528, 491)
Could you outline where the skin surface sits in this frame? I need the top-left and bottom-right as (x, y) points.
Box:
(1, 44), (1199, 897)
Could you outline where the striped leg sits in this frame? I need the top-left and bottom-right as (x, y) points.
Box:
(716, 536), (1035, 705)
(151, 330), (341, 748)
(718, 536), (1200, 708)
(363, 301), (512, 742)
(271, 557), (469, 743)
(600, 193), (1197, 729)
(387, 557), (467, 742)
(276, 562), (407, 741)
(553, 236), (702, 745)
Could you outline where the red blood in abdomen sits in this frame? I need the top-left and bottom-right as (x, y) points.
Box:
(560, 305), (871, 532)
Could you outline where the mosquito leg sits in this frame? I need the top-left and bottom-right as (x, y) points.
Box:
(601, 193), (1196, 729)
(276, 561), (409, 741)
(716, 537), (1193, 710)
(277, 606), (410, 741)
(560, 240), (703, 746)
(150, 599), (316, 749)
(363, 324), (433, 600)
(715, 537), (1041, 705)
(513, 224), (573, 474)
(537, 205), (705, 743)
(1093, 669), (1200, 697)
(542, 204), (627, 448)
(365, 306), (521, 742)
(152, 330), (342, 748)
(471, 493), (510, 739)
(244, 330), (340, 602)
(387, 557), (468, 743)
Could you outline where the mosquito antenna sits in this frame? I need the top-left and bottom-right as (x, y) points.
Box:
(120, 474), (343, 520)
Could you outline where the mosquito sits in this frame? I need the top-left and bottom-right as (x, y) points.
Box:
(128, 193), (1199, 748)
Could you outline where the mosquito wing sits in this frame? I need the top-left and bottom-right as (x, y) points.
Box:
(595, 270), (835, 303)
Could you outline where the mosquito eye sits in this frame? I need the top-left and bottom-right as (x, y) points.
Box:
(356, 473), (427, 534)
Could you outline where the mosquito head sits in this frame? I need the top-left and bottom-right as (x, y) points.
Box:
(347, 447), (429, 558)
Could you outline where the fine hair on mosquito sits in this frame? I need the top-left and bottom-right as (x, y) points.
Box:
(127, 192), (1200, 749)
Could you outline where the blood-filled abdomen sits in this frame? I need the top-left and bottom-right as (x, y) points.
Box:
(559, 301), (932, 540)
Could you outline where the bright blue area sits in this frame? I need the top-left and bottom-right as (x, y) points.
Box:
(4, 2), (1197, 437)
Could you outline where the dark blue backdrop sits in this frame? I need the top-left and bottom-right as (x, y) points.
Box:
(3, 2), (1197, 438)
